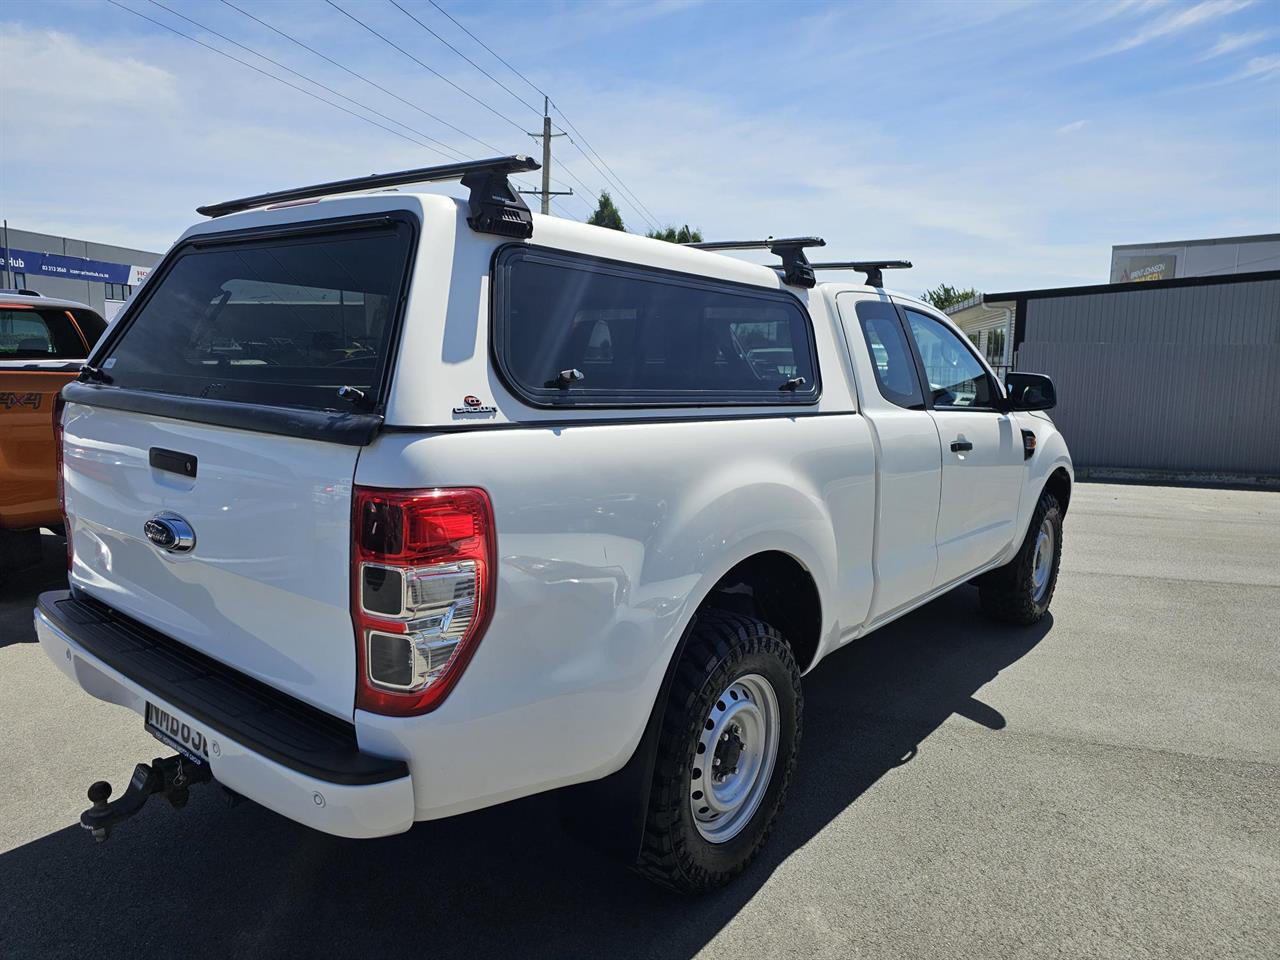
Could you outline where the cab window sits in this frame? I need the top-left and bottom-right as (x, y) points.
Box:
(902, 308), (996, 409)
(0, 308), (88, 359)
(854, 300), (923, 409)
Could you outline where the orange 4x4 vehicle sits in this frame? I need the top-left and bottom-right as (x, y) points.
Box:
(1, 291), (106, 575)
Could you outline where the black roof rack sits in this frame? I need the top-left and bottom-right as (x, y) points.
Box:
(196, 155), (541, 239)
(810, 260), (912, 287)
(685, 237), (826, 288)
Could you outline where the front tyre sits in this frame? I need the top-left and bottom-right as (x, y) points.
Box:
(979, 489), (1064, 625)
(634, 610), (802, 893)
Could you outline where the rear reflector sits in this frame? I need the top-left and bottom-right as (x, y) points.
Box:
(351, 487), (495, 715)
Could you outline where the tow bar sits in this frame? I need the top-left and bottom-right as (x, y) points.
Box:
(80, 754), (212, 842)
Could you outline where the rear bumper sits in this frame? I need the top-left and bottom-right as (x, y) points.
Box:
(35, 590), (415, 839)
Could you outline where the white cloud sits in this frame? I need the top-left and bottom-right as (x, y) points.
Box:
(0, 19), (452, 250)
(1235, 53), (1280, 79)
(1192, 51), (1280, 87)
(0, 3), (1276, 294)
(1199, 28), (1275, 58)
(1101, 0), (1253, 56)
(0, 22), (179, 132)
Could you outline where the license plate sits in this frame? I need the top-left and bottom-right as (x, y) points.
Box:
(145, 702), (211, 764)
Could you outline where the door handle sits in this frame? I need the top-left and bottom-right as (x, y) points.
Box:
(950, 440), (973, 453)
(149, 447), (198, 477)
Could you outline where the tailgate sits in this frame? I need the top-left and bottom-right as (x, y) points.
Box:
(64, 404), (361, 717)
(0, 362), (79, 529)
(61, 211), (417, 719)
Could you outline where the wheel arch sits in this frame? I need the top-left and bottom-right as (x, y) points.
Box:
(557, 546), (825, 863)
(698, 550), (823, 673)
(1044, 465), (1072, 514)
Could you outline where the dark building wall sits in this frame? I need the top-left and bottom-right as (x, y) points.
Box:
(1014, 273), (1280, 476)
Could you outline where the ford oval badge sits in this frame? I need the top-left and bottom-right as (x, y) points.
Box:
(144, 513), (196, 553)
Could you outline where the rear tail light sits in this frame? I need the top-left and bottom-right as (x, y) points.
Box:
(351, 487), (496, 715)
(53, 390), (71, 571)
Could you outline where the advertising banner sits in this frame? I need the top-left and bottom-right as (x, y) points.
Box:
(3, 246), (145, 285)
(1112, 254), (1177, 283)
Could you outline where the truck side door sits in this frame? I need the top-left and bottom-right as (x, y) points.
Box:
(896, 304), (1024, 587)
(836, 293), (941, 622)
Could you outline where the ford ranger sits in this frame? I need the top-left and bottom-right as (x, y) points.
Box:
(33, 156), (1071, 892)
(0, 290), (105, 574)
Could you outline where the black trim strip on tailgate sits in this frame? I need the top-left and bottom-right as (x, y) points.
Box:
(38, 589), (407, 786)
(62, 382), (383, 446)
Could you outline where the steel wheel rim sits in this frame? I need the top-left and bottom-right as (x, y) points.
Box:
(690, 673), (780, 844)
(1031, 518), (1054, 603)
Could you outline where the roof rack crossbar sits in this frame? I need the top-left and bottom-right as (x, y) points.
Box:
(810, 260), (912, 287)
(684, 236), (826, 288)
(196, 155), (541, 239)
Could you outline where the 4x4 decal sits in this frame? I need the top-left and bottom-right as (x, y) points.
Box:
(0, 392), (41, 410)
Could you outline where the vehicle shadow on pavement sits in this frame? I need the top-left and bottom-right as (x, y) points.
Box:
(0, 587), (1050, 959)
(0, 532), (67, 649)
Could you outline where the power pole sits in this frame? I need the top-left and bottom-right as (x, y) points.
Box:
(519, 96), (572, 215)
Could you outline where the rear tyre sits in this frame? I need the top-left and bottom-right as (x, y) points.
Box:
(979, 489), (1063, 625)
(634, 609), (802, 893)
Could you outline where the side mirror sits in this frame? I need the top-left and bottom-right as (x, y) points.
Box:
(1004, 372), (1056, 411)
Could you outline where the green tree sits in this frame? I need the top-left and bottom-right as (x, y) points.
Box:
(587, 191), (625, 231)
(920, 283), (978, 312)
(646, 224), (703, 244)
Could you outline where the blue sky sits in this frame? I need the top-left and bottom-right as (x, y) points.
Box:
(1, 0), (1277, 293)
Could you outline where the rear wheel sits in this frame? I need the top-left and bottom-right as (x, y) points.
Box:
(634, 609), (802, 893)
(979, 489), (1063, 625)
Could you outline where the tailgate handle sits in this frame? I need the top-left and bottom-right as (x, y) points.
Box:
(149, 448), (197, 478)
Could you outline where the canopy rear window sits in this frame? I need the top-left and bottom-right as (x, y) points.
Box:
(493, 247), (820, 407)
(99, 217), (414, 411)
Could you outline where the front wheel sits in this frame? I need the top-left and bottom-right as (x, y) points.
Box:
(634, 610), (802, 893)
(979, 489), (1064, 625)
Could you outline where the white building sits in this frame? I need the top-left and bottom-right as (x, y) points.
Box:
(945, 293), (1014, 374)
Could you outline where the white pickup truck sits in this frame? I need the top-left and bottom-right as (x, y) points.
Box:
(35, 156), (1071, 893)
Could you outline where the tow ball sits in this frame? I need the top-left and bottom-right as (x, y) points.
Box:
(80, 754), (212, 842)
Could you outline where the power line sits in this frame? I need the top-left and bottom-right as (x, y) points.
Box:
(386, 0), (542, 116)
(106, 0), (461, 163)
(381, 0), (580, 201)
(557, 128), (659, 231)
(552, 105), (663, 230)
(219, 0), (508, 159)
(426, 0), (546, 100)
(421, 0), (662, 229)
(324, 0), (527, 137)
(145, 0), (468, 162)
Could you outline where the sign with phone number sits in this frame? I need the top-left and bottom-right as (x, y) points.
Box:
(3, 247), (151, 286)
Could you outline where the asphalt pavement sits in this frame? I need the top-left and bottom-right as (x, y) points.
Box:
(1, 482), (1276, 959)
